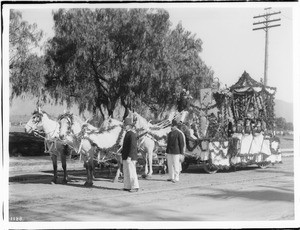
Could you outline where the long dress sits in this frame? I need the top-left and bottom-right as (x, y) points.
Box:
(239, 121), (253, 163)
(250, 121), (265, 162)
(230, 121), (244, 165)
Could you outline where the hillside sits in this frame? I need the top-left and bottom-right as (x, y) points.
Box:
(274, 99), (293, 123)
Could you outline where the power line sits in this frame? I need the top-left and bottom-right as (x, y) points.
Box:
(253, 8), (281, 86)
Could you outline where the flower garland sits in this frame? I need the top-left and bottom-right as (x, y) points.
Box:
(84, 125), (125, 153)
(200, 139), (210, 151)
(190, 103), (218, 112)
(186, 138), (201, 152)
(209, 141), (229, 158)
(147, 132), (167, 142)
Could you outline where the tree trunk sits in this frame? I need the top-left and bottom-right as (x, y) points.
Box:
(121, 98), (132, 121)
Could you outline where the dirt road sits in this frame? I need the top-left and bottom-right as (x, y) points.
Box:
(8, 155), (294, 225)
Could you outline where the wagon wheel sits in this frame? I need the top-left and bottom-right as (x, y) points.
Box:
(230, 165), (238, 172)
(181, 161), (189, 172)
(203, 162), (218, 174)
(258, 162), (270, 169)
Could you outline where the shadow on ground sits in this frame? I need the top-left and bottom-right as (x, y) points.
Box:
(9, 194), (202, 221)
(193, 186), (294, 203)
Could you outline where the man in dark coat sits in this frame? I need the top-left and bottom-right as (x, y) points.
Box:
(121, 117), (139, 192)
(166, 119), (185, 183)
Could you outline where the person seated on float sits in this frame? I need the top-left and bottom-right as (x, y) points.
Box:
(257, 109), (267, 131)
(234, 118), (244, 134)
(191, 122), (200, 139)
(227, 121), (234, 137)
(179, 122), (197, 142)
(244, 118), (254, 135)
(252, 119), (263, 135)
(177, 89), (193, 112)
(246, 103), (257, 120)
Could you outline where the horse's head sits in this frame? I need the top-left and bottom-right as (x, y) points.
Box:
(58, 112), (74, 141)
(25, 109), (47, 134)
(58, 112), (84, 141)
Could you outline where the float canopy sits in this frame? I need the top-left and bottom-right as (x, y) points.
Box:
(229, 71), (276, 95)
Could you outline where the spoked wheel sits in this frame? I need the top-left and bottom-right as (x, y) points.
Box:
(258, 162), (270, 169)
(230, 165), (238, 172)
(203, 162), (218, 174)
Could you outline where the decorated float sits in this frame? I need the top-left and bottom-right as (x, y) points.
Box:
(179, 71), (282, 173)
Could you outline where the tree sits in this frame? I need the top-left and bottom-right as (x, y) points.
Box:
(9, 10), (45, 101)
(275, 117), (293, 131)
(45, 8), (214, 118)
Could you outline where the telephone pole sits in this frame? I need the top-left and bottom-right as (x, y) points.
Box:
(253, 7), (281, 86)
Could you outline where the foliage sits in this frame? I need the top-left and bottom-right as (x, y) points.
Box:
(9, 10), (45, 101)
(44, 8), (214, 118)
(275, 117), (293, 131)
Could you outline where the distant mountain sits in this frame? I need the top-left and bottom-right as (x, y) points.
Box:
(9, 96), (293, 124)
(274, 99), (293, 123)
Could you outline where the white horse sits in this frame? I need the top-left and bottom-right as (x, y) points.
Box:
(59, 113), (125, 186)
(58, 112), (98, 152)
(25, 108), (68, 184)
(131, 111), (175, 177)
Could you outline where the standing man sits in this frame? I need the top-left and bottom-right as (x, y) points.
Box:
(121, 117), (139, 192)
(166, 119), (185, 183)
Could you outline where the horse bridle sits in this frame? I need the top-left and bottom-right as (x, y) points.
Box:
(26, 112), (43, 133)
(58, 113), (74, 136)
(27, 111), (59, 139)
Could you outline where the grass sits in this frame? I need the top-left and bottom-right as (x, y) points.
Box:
(279, 134), (294, 149)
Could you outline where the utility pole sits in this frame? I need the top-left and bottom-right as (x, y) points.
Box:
(253, 7), (281, 86)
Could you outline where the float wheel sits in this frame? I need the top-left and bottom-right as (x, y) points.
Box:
(181, 161), (189, 172)
(258, 162), (270, 169)
(203, 162), (218, 174)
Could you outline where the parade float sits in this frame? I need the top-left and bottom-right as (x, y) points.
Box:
(179, 71), (282, 173)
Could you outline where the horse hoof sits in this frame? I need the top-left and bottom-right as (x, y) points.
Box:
(142, 174), (147, 179)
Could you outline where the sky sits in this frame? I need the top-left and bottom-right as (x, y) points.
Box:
(4, 2), (299, 117)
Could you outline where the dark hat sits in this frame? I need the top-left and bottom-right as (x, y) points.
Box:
(171, 119), (178, 126)
(124, 117), (134, 126)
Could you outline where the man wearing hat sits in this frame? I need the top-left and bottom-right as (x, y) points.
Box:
(121, 117), (139, 192)
(166, 119), (185, 183)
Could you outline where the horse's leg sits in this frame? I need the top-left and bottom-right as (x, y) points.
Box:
(84, 155), (94, 187)
(61, 145), (68, 184)
(148, 147), (153, 176)
(143, 151), (149, 178)
(119, 158), (123, 179)
(83, 161), (89, 185)
(88, 158), (94, 186)
(51, 154), (58, 184)
(44, 140), (48, 153)
(113, 166), (121, 183)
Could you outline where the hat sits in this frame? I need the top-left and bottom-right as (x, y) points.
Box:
(171, 119), (178, 127)
(124, 117), (134, 126)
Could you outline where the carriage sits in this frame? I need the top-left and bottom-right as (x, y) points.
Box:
(179, 71), (282, 173)
(24, 72), (282, 186)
